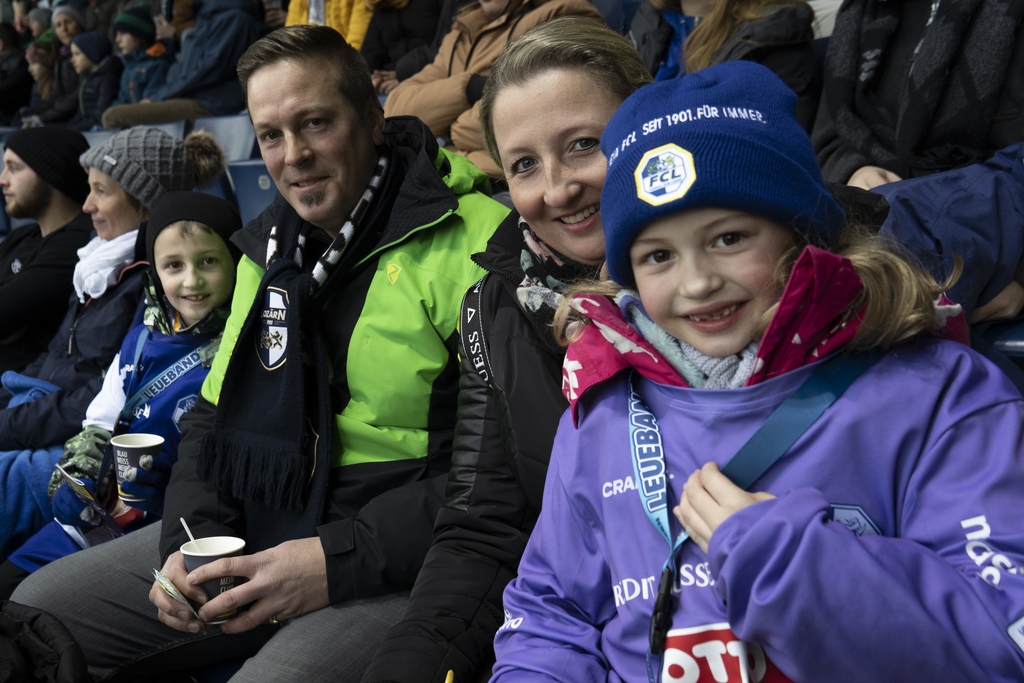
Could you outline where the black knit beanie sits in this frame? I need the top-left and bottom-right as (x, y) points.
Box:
(6, 128), (90, 204)
(146, 191), (243, 266)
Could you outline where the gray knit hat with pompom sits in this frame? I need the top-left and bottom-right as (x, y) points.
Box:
(79, 127), (225, 210)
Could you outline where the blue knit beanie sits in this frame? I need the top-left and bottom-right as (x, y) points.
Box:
(600, 61), (845, 287)
(71, 31), (111, 66)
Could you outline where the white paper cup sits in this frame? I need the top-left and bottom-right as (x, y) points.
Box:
(110, 433), (164, 502)
(181, 536), (247, 624)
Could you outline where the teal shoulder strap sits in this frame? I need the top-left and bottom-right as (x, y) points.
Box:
(721, 351), (882, 490)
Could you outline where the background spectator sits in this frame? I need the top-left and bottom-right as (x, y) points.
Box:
(360, 0), (440, 95)
(26, 6), (50, 37)
(64, 30), (122, 130)
(384, 0), (602, 179)
(383, 0), (473, 87)
(364, 19), (651, 683)
(628, 0), (817, 129)
(22, 34), (58, 114)
(285, 0), (372, 48)
(0, 128), (92, 376)
(85, 0), (119, 39)
(812, 0), (1024, 189)
(110, 7), (170, 106)
(100, 0), (261, 127)
(19, 3), (85, 127)
(0, 21), (32, 123)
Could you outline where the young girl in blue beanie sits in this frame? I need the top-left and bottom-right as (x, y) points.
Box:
(491, 60), (1024, 683)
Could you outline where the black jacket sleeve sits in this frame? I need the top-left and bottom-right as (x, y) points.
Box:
(363, 277), (566, 683)
(752, 42), (818, 132)
(360, 11), (390, 72)
(811, 87), (873, 184)
(318, 473), (449, 605)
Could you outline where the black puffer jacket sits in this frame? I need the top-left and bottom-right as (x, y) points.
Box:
(0, 234), (147, 451)
(629, 1), (818, 130)
(63, 56), (123, 131)
(0, 600), (89, 682)
(362, 212), (568, 683)
(360, 0), (442, 73)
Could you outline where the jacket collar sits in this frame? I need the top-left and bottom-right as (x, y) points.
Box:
(470, 210), (526, 282)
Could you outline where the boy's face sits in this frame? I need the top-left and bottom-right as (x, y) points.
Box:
(153, 226), (236, 328)
(629, 207), (793, 358)
(115, 31), (143, 55)
(69, 43), (95, 74)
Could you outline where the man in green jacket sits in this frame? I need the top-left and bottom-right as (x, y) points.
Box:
(12, 25), (508, 682)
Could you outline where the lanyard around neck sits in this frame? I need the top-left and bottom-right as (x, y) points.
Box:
(627, 350), (881, 682)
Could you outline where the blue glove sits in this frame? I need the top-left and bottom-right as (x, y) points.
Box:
(119, 454), (173, 516)
(52, 478), (102, 528)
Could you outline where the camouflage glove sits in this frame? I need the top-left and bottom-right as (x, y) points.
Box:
(48, 425), (112, 499)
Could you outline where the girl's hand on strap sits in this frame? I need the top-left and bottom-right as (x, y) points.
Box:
(674, 462), (775, 554)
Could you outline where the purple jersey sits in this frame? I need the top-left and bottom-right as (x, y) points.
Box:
(493, 340), (1024, 683)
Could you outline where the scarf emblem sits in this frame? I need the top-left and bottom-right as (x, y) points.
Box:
(258, 286), (289, 370)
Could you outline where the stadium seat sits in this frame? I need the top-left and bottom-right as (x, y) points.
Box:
(140, 120), (189, 138)
(193, 114), (256, 162)
(228, 158), (276, 226)
(83, 129), (118, 148)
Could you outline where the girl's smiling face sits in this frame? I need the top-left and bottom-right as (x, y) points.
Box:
(492, 68), (621, 267)
(629, 207), (794, 357)
(153, 225), (235, 328)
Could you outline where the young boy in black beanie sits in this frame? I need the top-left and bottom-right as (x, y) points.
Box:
(0, 128), (92, 374)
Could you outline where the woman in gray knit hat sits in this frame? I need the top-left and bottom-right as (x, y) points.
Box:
(0, 126), (224, 562)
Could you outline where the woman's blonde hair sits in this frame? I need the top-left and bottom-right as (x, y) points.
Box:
(681, 0), (805, 73)
(479, 16), (653, 168)
(553, 222), (960, 352)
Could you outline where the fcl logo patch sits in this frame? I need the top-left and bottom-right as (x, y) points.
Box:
(635, 144), (696, 206)
(661, 623), (791, 683)
(258, 287), (289, 370)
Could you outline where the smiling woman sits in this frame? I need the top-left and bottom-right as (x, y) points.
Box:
(362, 17), (652, 683)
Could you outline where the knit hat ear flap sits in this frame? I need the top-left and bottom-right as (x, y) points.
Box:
(599, 61), (846, 287)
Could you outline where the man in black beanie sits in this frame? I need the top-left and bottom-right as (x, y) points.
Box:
(0, 127), (93, 374)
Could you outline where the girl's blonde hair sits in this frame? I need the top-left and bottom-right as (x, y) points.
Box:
(479, 16), (653, 168)
(553, 222), (960, 352)
(679, 0), (806, 73)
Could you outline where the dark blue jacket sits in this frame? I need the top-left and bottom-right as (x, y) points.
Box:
(63, 56), (123, 131)
(0, 259), (147, 451)
(878, 143), (1024, 320)
(150, 0), (261, 115)
(114, 44), (171, 105)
